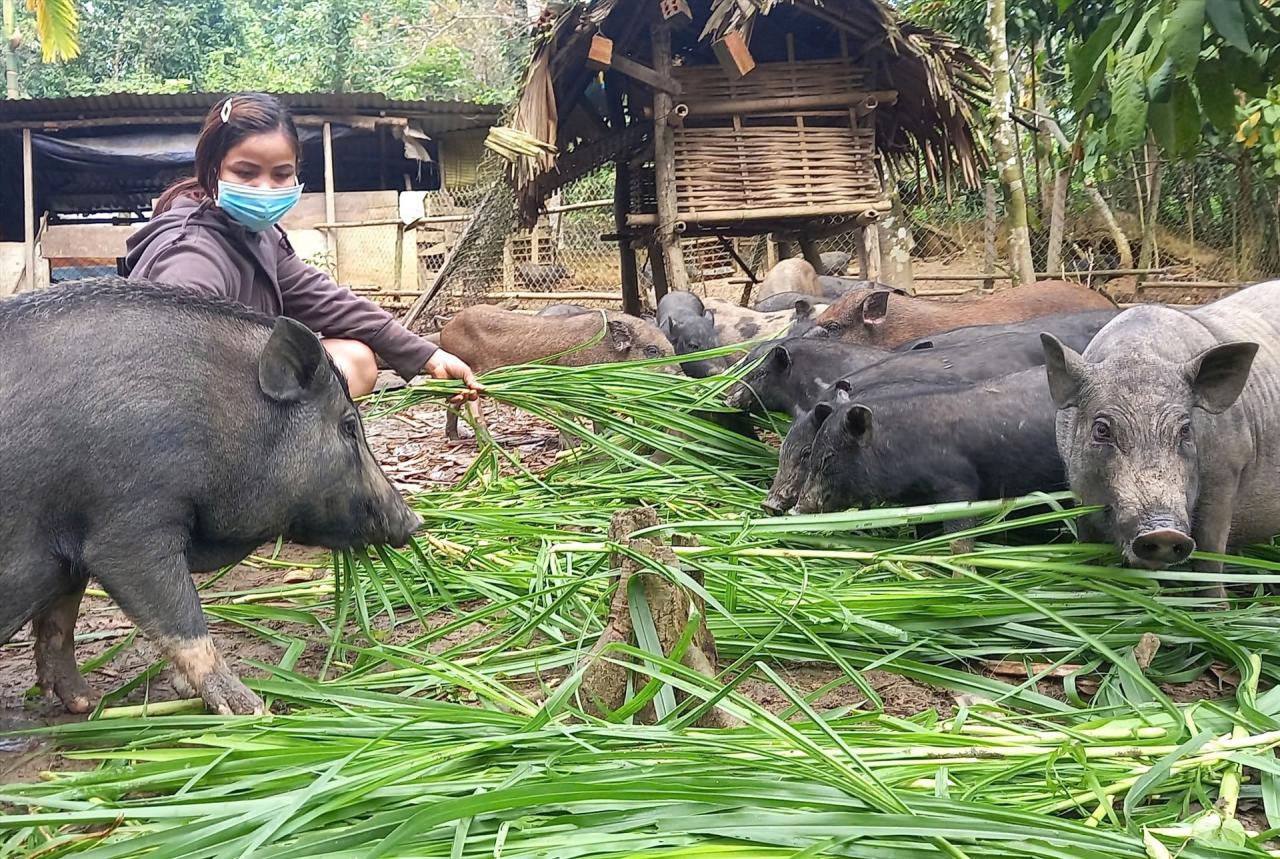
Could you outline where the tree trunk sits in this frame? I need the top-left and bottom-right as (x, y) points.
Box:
(1238, 155), (1265, 279)
(574, 508), (736, 729)
(3, 0), (18, 99)
(1137, 140), (1163, 271)
(1044, 167), (1069, 276)
(875, 192), (915, 293)
(1040, 119), (1133, 273)
(987, 0), (1035, 286)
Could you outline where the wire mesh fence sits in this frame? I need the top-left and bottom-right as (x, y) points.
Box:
(398, 147), (1280, 329)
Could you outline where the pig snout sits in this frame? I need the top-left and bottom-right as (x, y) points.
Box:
(761, 494), (789, 516)
(358, 482), (422, 548)
(1127, 525), (1195, 569)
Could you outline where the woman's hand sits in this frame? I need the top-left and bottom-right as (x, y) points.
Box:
(424, 349), (484, 403)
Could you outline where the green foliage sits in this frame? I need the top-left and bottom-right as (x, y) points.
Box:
(14, 0), (527, 103)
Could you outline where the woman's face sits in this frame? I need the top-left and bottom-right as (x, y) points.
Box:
(219, 131), (298, 189)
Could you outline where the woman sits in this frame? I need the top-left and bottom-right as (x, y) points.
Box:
(126, 92), (480, 400)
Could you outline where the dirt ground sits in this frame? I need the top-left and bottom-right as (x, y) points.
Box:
(0, 373), (1239, 788)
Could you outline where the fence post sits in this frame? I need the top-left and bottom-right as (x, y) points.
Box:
(983, 180), (997, 292)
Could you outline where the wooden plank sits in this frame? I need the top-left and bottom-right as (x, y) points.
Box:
(279, 191), (398, 230)
(712, 30), (756, 79)
(587, 34), (614, 71)
(611, 52), (682, 96)
(41, 224), (135, 258)
(23, 128), (35, 291)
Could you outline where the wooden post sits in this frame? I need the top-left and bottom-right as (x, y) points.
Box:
(854, 228), (870, 279)
(862, 225), (881, 280)
(651, 21), (691, 294)
(616, 160), (641, 315)
(648, 241), (670, 302)
(322, 122), (337, 258)
(22, 128), (35, 292)
(983, 180), (997, 292)
(876, 193), (915, 293)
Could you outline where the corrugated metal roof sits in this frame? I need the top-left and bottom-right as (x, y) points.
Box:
(0, 91), (503, 134)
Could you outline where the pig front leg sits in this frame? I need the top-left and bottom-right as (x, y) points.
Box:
(33, 583), (99, 714)
(87, 530), (264, 716)
(1190, 486), (1237, 605)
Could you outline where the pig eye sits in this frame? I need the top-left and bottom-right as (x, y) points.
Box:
(1090, 419), (1113, 444)
(1178, 421), (1193, 442)
(801, 445), (813, 457)
(341, 414), (361, 440)
(643, 345), (661, 358)
(824, 322), (841, 334)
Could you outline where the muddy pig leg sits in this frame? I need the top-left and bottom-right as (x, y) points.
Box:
(1190, 487), (1235, 607)
(86, 527), (263, 716)
(33, 581), (99, 714)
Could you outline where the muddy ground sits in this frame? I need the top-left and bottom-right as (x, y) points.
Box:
(0, 376), (1239, 787)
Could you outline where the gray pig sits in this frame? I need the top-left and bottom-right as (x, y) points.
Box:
(1041, 280), (1280, 598)
(0, 279), (421, 715)
(657, 291), (722, 378)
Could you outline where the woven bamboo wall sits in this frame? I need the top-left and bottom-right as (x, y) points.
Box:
(676, 59), (870, 103)
(673, 126), (880, 218)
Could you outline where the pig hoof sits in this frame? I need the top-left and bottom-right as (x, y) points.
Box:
(37, 667), (100, 714)
(201, 670), (264, 716)
(54, 677), (100, 714)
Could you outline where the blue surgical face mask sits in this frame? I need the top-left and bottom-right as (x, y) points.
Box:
(216, 179), (304, 232)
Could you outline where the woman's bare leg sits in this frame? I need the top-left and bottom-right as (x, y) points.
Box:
(322, 339), (379, 398)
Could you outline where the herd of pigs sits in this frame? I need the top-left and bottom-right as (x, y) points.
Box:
(1, 260), (1278, 716)
(440, 256), (1280, 604)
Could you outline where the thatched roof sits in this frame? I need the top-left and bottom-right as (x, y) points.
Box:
(502, 0), (989, 225)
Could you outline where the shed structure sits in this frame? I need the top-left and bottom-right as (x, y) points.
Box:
(497, 0), (988, 313)
(0, 92), (500, 303)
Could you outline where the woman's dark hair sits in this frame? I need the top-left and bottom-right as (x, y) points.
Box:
(154, 93), (301, 215)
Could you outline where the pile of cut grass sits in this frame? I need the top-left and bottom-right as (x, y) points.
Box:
(5, 362), (1280, 858)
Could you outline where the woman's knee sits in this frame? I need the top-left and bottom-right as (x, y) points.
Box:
(322, 339), (379, 397)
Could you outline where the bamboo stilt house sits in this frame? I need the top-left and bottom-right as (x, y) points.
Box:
(491, 0), (988, 311)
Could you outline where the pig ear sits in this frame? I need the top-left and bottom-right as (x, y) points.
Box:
(813, 402), (834, 426)
(769, 345), (792, 371)
(1040, 333), (1088, 409)
(858, 291), (890, 326)
(607, 320), (633, 351)
(703, 309), (715, 326)
(260, 317), (326, 402)
(657, 316), (674, 338)
(1187, 341), (1259, 414)
(844, 404), (873, 441)
(794, 299), (813, 319)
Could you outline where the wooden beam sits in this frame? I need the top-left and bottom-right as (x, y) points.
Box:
(650, 22), (691, 296)
(712, 30), (756, 79)
(609, 52), (682, 96)
(322, 122), (337, 257)
(40, 223), (136, 258)
(0, 113), (412, 131)
(23, 128), (35, 292)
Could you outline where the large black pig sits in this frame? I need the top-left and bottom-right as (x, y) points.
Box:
(792, 367), (1064, 517)
(0, 278), (421, 716)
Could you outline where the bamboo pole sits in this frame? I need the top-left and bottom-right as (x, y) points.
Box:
(651, 21), (690, 296)
(22, 127), (35, 293)
(627, 201), (889, 226)
(322, 122), (337, 259)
